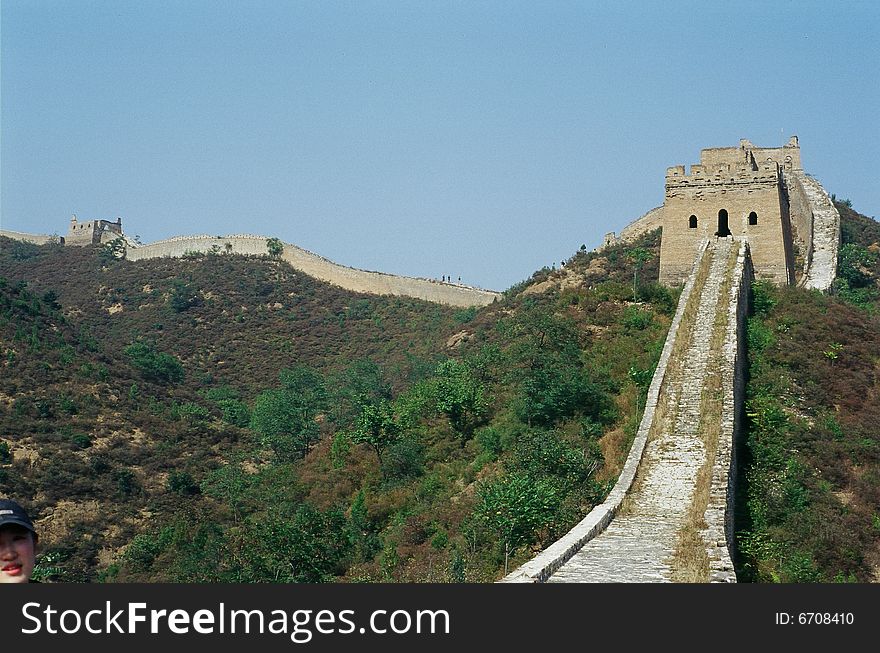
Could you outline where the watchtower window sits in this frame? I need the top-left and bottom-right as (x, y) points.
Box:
(688, 215), (697, 229)
(748, 211), (758, 226)
(716, 209), (731, 237)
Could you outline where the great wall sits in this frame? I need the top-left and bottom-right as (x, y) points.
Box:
(504, 137), (840, 582)
(124, 234), (501, 308)
(1, 220), (501, 309)
(2, 138), (842, 582)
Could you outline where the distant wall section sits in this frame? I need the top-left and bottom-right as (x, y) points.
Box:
(602, 206), (665, 249)
(126, 235), (501, 308)
(0, 230), (60, 245)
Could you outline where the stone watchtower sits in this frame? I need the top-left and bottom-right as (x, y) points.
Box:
(66, 215), (124, 246)
(659, 137), (802, 286)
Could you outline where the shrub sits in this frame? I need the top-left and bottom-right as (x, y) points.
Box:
(168, 280), (201, 313)
(216, 399), (251, 427)
(69, 433), (92, 449)
(622, 306), (653, 331)
(637, 282), (676, 315)
(177, 402), (210, 424)
(454, 307), (478, 324)
(8, 240), (40, 261)
(125, 342), (184, 384)
(167, 470), (200, 496)
(115, 469), (140, 497)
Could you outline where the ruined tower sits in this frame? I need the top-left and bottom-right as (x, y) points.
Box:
(66, 215), (124, 246)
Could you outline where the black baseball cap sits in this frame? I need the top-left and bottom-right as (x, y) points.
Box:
(0, 499), (36, 536)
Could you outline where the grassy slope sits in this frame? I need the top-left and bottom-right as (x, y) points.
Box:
(0, 242), (461, 580)
(0, 231), (674, 582)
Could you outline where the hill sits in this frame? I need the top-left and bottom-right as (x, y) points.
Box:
(0, 230), (673, 581)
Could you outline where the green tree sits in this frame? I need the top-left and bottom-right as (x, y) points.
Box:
(98, 237), (126, 263)
(216, 398), (251, 427)
(515, 356), (608, 427)
(348, 490), (379, 563)
(381, 437), (425, 482)
(473, 473), (561, 574)
(328, 359), (392, 427)
(627, 247), (653, 301)
(838, 243), (876, 288)
(169, 279), (201, 312)
(433, 359), (488, 444)
(509, 300), (583, 362)
(266, 237), (284, 258)
(0, 441), (11, 464)
(201, 462), (251, 522)
(348, 398), (402, 475)
(238, 505), (350, 582)
(628, 365), (653, 411)
(250, 366), (327, 461)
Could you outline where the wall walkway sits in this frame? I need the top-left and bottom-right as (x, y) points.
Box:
(504, 237), (750, 583)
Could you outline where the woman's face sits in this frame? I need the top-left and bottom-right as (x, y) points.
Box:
(0, 525), (36, 583)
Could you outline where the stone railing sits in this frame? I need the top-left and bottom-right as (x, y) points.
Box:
(501, 240), (711, 583)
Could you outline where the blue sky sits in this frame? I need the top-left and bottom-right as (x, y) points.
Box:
(2, 1), (878, 290)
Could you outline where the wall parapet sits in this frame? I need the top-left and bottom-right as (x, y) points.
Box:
(501, 240), (711, 583)
(701, 240), (752, 582)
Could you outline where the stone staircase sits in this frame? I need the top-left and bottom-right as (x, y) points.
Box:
(546, 238), (737, 583)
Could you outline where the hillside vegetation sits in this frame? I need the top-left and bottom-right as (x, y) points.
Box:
(0, 230), (673, 582)
(737, 201), (880, 582)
